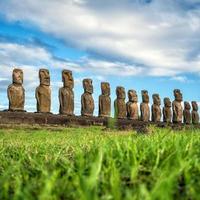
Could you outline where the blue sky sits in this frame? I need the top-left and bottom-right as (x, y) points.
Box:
(0, 0), (200, 116)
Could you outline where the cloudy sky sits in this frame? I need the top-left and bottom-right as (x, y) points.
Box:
(0, 0), (200, 115)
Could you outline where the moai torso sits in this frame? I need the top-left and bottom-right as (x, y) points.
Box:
(59, 70), (74, 115)
(151, 94), (161, 122)
(140, 90), (150, 122)
(192, 101), (199, 124)
(163, 98), (172, 123)
(126, 90), (139, 120)
(7, 68), (25, 111)
(114, 87), (126, 119)
(36, 69), (51, 113)
(172, 89), (183, 123)
(99, 82), (111, 117)
(81, 79), (94, 116)
(183, 102), (191, 124)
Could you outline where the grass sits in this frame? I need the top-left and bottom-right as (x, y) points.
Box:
(0, 126), (200, 200)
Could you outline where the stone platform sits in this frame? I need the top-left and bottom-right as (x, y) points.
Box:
(0, 111), (199, 132)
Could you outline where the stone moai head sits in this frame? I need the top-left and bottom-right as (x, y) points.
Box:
(153, 94), (161, 106)
(184, 101), (191, 110)
(141, 90), (149, 103)
(39, 69), (50, 86)
(192, 101), (198, 111)
(164, 98), (171, 107)
(101, 82), (110, 96)
(116, 86), (125, 99)
(13, 68), (23, 85)
(174, 89), (182, 102)
(128, 90), (138, 102)
(62, 70), (74, 89)
(83, 79), (93, 94)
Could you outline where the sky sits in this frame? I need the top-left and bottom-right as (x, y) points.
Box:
(0, 0), (200, 116)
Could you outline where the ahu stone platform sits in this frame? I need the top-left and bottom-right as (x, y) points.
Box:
(0, 111), (199, 132)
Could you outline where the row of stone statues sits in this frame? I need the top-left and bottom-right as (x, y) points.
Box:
(5, 68), (199, 124)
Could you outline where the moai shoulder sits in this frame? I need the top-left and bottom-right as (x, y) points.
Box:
(35, 69), (51, 113)
(99, 82), (111, 117)
(7, 68), (25, 112)
(140, 90), (150, 122)
(114, 86), (126, 119)
(81, 78), (94, 117)
(151, 94), (161, 123)
(59, 70), (74, 115)
(192, 101), (199, 124)
(172, 89), (183, 123)
(163, 97), (172, 123)
(126, 90), (139, 120)
(183, 101), (191, 124)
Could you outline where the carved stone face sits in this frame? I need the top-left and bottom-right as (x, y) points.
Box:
(192, 101), (198, 111)
(142, 90), (149, 103)
(116, 86), (125, 99)
(39, 69), (50, 86)
(62, 70), (74, 89)
(83, 79), (93, 94)
(174, 89), (182, 102)
(153, 94), (161, 106)
(13, 68), (23, 85)
(184, 101), (191, 110)
(164, 98), (171, 107)
(101, 82), (110, 96)
(128, 90), (138, 102)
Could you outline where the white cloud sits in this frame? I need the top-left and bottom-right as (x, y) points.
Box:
(170, 76), (188, 83)
(0, 42), (83, 87)
(0, 0), (200, 76)
(82, 58), (145, 76)
(0, 41), (147, 84)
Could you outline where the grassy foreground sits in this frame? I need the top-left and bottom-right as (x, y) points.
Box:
(0, 126), (200, 200)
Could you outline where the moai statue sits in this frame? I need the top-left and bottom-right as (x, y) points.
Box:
(114, 86), (126, 119)
(183, 101), (191, 124)
(7, 68), (25, 111)
(81, 79), (94, 117)
(172, 89), (183, 123)
(151, 94), (161, 122)
(59, 70), (74, 115)
(192, 101), (199, 124)
(140, 90), (150, 122)
(126, 90), (139, 120)
(163, 97), (172, 123)
(35, 69), (51, 113)
(98, 82), (111, 117)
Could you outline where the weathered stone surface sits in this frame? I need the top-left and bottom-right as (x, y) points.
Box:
(163, 97), (172, 123)
(99, 82), (111, 117)
(140, 90), (150, 122)
(81, 79), (94, 116)
(59, 70), (74, 115)
(151, 94), (161, 122)
(126, 90), (139, 120)
(114, 86), (126, 119)
(172, 89), (183, 123)
(192, 101), (199, 124)
(183, 101), (191, 124)
(7, 68), (25, 112)
(35, 69), (51, 113)
(0, 111), (106, 126)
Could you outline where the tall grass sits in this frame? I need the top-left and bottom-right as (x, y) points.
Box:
(0, 126), (200, 200)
